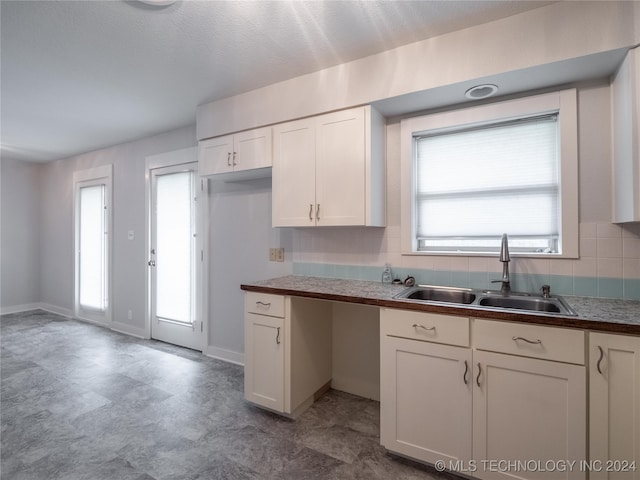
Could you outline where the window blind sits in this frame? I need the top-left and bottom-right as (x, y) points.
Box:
(415, 114), (560, 252)
(79, 184), (107, 310)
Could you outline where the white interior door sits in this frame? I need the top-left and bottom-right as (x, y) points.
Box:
(150, 163), (202, 351)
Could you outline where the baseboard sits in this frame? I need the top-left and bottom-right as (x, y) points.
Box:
(39, 303), (75, 318)
(0, 303), (43, 315)
(111, 321), (147, 339)
(6, 302), (75, 318)
(204, 345), (244, 366)
(331, 374), (380, 401)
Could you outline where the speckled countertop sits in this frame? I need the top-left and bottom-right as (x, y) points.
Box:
(241, 275), (640, 335)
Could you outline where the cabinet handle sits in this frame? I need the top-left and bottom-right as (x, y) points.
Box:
(256, 301), (271, 307)
(463, 360), (469, 385)
(276, 327), (281, 345)
(309, 204), (313, 221)
(227, 152), (231, 166)
(512, 336), (542, 345)
(316, 203), (320, 221)
(596, 345), (604, 375)
(412, 323), (436, 332)
(476, 363), (482, 387)
(232, 151), (237, 166)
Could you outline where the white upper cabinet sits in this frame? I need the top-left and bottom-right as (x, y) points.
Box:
(198, 127), (272, 178)
(272, 105), (386, 227)
(271, 118), (316, 226)
(612, 47), (640, 223)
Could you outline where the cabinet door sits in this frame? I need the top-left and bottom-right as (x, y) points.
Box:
(315, 107), (366, 226)
(234, 127), (272, 172)
(473, 350), (586, 480)
(198, 134), (233, 175)
(244, 313), (284, 412)
(590, 333), (640, 480)
(611, 48), (640, 223)
(272, 118), (316, 227)
(380, 335), (472, 465)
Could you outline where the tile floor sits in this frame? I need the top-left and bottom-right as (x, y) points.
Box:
(1, 310), (451, 480)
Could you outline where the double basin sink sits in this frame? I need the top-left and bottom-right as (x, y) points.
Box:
(394, 285), (577, 316)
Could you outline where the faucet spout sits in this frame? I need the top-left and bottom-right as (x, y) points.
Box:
(491, 233), (511, 294)
(500, 233), (510, 263)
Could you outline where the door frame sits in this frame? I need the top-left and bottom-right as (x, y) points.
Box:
(144, 147), (207, 350)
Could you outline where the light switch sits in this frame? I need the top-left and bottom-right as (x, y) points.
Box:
(128, 230), (134, 240)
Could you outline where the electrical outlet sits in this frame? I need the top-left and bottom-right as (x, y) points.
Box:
(269, 248), (285, 262)
(127, 309), (133, 320)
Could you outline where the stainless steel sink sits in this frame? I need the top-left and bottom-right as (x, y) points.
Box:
(394, 284), (577, 316)
(477, 294), (576, 315)
(394, 285), (476, 305)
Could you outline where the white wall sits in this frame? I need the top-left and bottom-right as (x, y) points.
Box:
(37, 126), (197, 329)
(206, 177), (292, 362)
(0, 158), (41, 311)
(1, 126), (291, 360)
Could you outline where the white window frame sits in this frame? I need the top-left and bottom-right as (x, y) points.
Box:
(73, 164), (113, 326)
(400, 89), (579, 258)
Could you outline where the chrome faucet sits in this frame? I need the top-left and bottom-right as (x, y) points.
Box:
(491, 233), (511, 294)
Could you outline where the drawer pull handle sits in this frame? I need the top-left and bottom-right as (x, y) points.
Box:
(596, 345), (604, 375)
(476, 363), (482, 387)
(309, 204), (313, 221)
(463, 360), (469, 385)
(227, 152), (231, 167)
(316, 203), (320, 221)
(256, 301), (271, 307)
(276, 327), (281, 345)
(512, 336), (542, 345)
(412, 323), (436, 332)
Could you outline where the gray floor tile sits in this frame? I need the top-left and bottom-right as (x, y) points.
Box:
(1, 310), (445, 480)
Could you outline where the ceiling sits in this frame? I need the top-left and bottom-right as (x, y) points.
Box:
(0, 0), (557, 163)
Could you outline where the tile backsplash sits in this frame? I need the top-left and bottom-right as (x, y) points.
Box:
(291, 222), (640, 300)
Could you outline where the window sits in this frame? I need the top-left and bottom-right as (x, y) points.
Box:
(401, 89), (578, 257)
(78, 184), (107, 310)
(154, 169), (196, 324)
(74, 165), (112, 325)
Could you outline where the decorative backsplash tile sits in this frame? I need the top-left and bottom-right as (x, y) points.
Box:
(291, 222), (640, 300)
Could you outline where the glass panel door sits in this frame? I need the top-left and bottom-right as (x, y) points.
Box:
(150, 163), (201, 350)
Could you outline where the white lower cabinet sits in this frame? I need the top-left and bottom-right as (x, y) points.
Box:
(381, 309), (587, 480)
(589, 333), (640, 480)
(473, 350), (586, 480)
(244, 292), (332, 417)
(244, 293), (285, 412)
(380, 334), (472, 464)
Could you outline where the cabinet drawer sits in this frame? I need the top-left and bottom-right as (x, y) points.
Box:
(473, 319), (585, 365)
(245, 292), (285, 318)
(380, 308), (470, 347)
